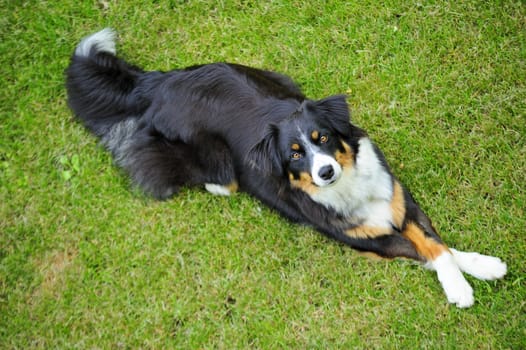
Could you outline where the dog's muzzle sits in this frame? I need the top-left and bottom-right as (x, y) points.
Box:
(311, 154), (341, 187)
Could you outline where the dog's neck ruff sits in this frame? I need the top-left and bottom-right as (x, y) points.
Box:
(310, 138), (394, 228)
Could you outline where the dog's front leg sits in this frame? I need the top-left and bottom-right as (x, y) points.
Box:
(343, 224), (478, 308)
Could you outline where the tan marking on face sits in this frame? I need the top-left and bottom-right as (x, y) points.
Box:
(390, 180), (406, 229)
(335, 141), (354, 169)
(402, 222), (449, 260)
(311, 130), (319, 141)
(289, 171), (318, 195)
(345, 225), (388, 239)
(291, 143), (300, 151)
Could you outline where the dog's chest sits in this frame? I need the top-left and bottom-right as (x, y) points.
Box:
(310, 138), (394, 228)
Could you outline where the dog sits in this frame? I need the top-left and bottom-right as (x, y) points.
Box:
(66, 29), (507, 308)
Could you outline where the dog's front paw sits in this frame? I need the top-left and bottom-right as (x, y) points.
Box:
(432, 252), (475, 308)
(442, 275), (474, 308)
(451, 249), (507, 281)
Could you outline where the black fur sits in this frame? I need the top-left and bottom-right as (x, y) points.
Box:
(65, 29), (510, 308)
(65, 30), (443, 261)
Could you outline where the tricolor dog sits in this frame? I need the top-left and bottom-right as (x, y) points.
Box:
(66, 29), (507, 307)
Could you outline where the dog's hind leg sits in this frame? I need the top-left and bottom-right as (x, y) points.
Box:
(192, 133), (238, 196)
(103, 122), (236, 199)
(205, 183), (238, 196)
(113, 132), (207, 199)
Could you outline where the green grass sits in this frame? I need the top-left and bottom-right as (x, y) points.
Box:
(1, 0), (525, 348)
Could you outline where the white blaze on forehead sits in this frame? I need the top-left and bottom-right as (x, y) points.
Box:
(299, 130), (342, 187)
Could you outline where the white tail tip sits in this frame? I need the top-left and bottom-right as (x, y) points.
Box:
(75, 28), (117, 57)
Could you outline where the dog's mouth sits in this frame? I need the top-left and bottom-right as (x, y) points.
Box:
(313, 176), (339, 188)
(311, 153), (342, 188)
(325, 177), (339, 186)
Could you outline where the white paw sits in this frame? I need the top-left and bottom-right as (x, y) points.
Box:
(432, 252), (475, 308)
(205, 183), (232, 196)
(450, 249), (507, 281)
(442, 274), (475, 308)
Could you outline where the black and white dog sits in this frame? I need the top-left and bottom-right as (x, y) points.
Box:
(66, 29), (507, 307)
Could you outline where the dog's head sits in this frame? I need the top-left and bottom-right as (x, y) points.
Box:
(248, 95), (357, 194)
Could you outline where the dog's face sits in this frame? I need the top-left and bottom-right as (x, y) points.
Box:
(280, 115), (348, 190)
(249, 95), (355, 194)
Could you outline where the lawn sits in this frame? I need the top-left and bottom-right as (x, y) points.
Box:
(1, 0), (525, 348)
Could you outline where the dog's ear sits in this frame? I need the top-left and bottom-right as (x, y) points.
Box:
(245, 125), (283, 175)
(311, 95), (352, 136)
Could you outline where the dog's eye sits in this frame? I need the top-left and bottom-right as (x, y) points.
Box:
(291, 152), (302, 160)
(320, 135), (328, 143)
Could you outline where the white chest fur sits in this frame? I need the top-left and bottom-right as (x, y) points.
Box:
(310, 138), (394, 228)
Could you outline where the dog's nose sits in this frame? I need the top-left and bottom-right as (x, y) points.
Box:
(318, 165), (335, 181)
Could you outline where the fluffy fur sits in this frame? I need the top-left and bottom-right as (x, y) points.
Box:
(66, 29), (507, 307)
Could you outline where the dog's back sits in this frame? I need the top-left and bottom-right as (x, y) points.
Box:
(65, 29), (304, 199)
(66, 30), (237, 198)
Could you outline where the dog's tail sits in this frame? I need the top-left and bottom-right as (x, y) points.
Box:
(65, 28), (153, 137)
